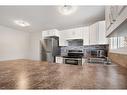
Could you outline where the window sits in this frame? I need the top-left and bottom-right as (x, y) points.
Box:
(109, 36), (126, 50)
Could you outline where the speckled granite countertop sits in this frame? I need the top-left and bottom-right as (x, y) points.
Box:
(0, 59), (127, 89)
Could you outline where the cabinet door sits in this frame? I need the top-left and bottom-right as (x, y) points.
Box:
(83, 26), (89, 45)
(59, 31), (68, 46)
(105, 6), (111, 30)
(110, 6), (118, 22)
(98, 21), (107, 44)
(117, 6), (125, 15)
(56, 57), (63, 63)
(105, 6), (127, 36)
(42, 31), (48, 38)
(89, 23), (98, 45)
(66, 28), (83, 39)
(75, 27), (83, 39)
(47, 29), (56, 36)
(42, 29), (59, 37)
(106, 6), (118, 30)
(54, 29), (60, 37)
(59, 37), (68, 46)
(66, 29), (75, 39)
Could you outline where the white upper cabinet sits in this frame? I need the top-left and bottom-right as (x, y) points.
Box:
(98, 21), (107, 44)
(83, 26), (89, 45)
(42, 21), (106, 46)
(65, 27), (83, 39)
(89, 22), (99, 45)
(59, 30), (68, 46)
(105, 6), (127, 37)
(105, 6), (111, 30)
(105, 6), (118, 30)
(42, 29), (59, 38)
(89, 21), (107, 45)
(117, 6), (126, 15)
(59, 20), (107, 46)
(59, 27), (84, 46)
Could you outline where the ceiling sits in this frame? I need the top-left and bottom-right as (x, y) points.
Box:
(0, 6), (105, 32)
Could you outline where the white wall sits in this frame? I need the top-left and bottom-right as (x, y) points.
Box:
(29, 32), (41, 60)
(0, 25), (30, 61)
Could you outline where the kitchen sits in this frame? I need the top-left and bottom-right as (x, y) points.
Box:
(0, 5), (127, 89)
(41, 21), (109, 65)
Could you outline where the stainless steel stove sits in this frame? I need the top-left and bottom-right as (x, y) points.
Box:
(63, 49), (84, 65)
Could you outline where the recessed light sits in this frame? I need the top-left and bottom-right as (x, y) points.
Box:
(58, 5), (77, 15)
(14, 20), (30, 27)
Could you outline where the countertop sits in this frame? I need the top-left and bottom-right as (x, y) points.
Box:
(0, 59), (127, 89)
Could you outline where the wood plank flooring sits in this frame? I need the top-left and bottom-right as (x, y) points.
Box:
(0, 59), (127, 89)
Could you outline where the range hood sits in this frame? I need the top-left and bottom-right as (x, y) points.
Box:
(66, 39), (83, 41)
(67, 39), (83, 46)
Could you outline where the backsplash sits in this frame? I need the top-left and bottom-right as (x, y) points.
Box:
(60, 45), (109, 57)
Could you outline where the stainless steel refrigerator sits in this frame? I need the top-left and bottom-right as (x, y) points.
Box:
(40, 36), (59, 63)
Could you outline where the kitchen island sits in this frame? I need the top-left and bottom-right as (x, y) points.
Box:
(0, 59), (127, 89)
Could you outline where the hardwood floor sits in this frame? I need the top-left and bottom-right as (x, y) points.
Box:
(0, 59), (127, 89)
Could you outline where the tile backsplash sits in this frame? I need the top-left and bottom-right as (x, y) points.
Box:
(60, 45), (109, 57)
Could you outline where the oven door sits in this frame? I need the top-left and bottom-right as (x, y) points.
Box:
(64, 58), (82, 65)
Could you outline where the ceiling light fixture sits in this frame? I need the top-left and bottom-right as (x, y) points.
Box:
(14, 20), (30, 27)
(58, 5), (77, 15)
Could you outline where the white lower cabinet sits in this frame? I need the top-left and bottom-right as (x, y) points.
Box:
(82, 58), (88, 64)
(55, 56), (63, 64)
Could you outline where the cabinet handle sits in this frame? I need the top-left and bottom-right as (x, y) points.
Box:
(112, 19), (116, 22)
(109, 14), (113, 24)
(110, 6), (117, 22)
